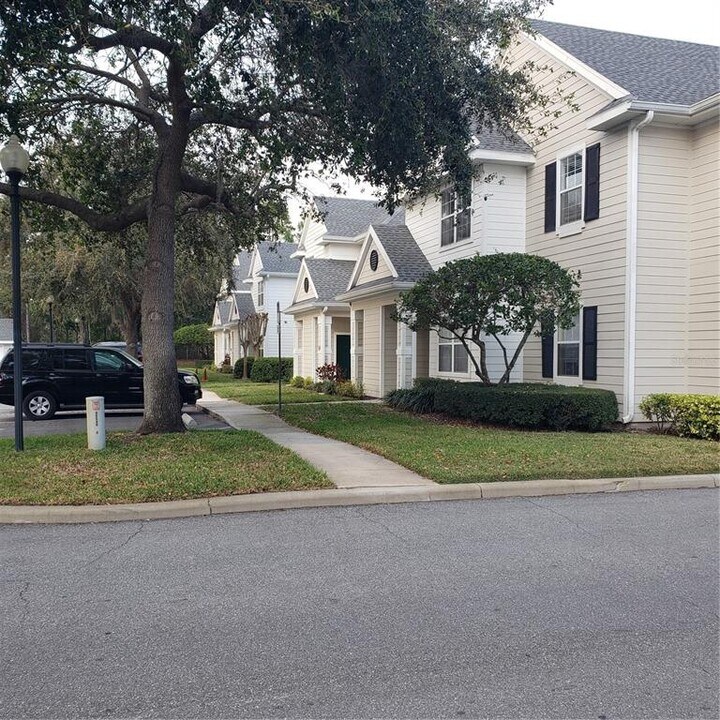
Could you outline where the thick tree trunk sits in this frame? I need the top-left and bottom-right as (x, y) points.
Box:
(137, 133), (186, 434)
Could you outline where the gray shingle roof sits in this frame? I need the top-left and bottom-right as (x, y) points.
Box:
(257, 240), (301, 274)
(0, 318), (13, 341)
(232, 291), (256, 319)
(231, 251), (253, 286)
(315, 196), (406, 237)
(471, 120), (533, 154)
(216, 300), (232, 326)
(531, 20), (720, 106)
(354, 225), (432, 288)
(304, 259), (356, 301)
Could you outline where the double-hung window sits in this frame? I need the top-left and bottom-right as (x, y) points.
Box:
(545, 144), (600, 234)
(541, 307), (598, 383)
(440, 186), (472, 247)
(438, 328), (468, 373)
(556, 312), (581, 377)
(257, 279), (264, 307)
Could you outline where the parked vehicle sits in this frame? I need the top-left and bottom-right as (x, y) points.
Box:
(93, 340), (142, 360)
(0, 344), (201, 420)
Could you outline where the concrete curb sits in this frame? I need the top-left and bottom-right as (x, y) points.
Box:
(1, 474), (717, 524)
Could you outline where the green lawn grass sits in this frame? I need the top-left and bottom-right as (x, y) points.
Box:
(0, 430), (331, 505)
(197, 369), (355, 405)
(277, 403), (720, 483)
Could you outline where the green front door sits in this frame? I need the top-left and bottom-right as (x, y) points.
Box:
(336, 334), (351, 381)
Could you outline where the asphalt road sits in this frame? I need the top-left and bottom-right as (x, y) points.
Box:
(1, 490), (718, 719)
(0, 404), (228, 437)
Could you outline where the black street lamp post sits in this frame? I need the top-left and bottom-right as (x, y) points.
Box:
(1, 136), (30, 452)
(47, 295), (55, 343)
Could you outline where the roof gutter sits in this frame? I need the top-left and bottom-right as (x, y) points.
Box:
(623, 110), (654, 424)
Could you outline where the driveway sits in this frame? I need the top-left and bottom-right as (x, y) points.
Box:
(1, 489), (717, 719)
(0, 404), (228, 437)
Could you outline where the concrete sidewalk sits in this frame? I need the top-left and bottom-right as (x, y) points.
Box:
(197, 391), (434, 489)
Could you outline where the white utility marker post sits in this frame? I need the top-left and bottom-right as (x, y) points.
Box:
(86, 396), (106, 450)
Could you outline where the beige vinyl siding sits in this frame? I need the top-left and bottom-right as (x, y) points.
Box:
(510, 35), (627, 405)
(689, 120), (720, 393)
(300, 217), (327, 257)
(356, 240), (393, 285)
(294, 266), (317, 303)
(635, 125), (690, 403)
(405, 163), (526, 270)
(317, 241), (361, 261)
(293, 310), (318, 378)
(348, 293), (397, 397)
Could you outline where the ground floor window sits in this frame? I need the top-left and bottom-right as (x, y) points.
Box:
(556, 312), (581, 377)
(438, 328), (468, 373)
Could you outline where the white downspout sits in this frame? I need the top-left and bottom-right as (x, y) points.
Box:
(623, 110), (654, 423)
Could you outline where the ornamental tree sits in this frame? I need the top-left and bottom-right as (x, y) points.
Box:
(0, 0), (549, 431)
(395, 253), (581, 384)
(237, 312), (268, 379)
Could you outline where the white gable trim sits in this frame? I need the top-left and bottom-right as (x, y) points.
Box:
(522, 30), (628, 101)
(290, 259), (319, 306)
(347, 226), (398, 290)
(468, 148), (536, 166)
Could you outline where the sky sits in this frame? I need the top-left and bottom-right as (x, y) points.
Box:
(537, 0), (720, 45)
(291, 0), (720, 222)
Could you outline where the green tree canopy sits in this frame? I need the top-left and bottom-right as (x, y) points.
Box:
(395, 253), (581, 385)
(0, 0), (549, 431)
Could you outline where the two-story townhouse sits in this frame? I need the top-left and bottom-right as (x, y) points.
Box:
(284, 197), (403, 380)
(509, 20), (719, 420)
(210, 241), (300, 366)
(336, 124), (535, 397)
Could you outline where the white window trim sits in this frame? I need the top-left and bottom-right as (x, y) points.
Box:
(257, 279), (265, 307)
(440, 182), (473, 247)
(554, 311), (583, 387)
(555, 144), (586, 238)
(436, 329), (470, 377)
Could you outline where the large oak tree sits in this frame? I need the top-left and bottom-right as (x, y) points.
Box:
(0, 0), (547, 432)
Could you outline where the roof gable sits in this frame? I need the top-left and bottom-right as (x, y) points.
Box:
(530, 20), (720, 106)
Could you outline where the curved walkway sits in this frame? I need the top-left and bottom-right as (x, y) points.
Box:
(197, 391), (433, 489)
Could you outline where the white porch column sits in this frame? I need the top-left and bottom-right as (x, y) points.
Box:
(396, 322), (415, 389)
(323, 315), (333, 366)
(351, 309), (364, 385)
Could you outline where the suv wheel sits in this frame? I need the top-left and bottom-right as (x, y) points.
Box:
(23, 390), (58, 420)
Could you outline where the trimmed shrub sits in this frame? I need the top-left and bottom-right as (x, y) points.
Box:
(289, 375), (305, 388)
(233, 356), (256, 379)
(640, 393), (720, 440)
(313, 380), (337, 395)
(303, 376), (314, 389)
(336, 381), (364, 398)
(217, 364), (234, 374)
(387, 379), (618, 432)
(250, 357), (294, 383)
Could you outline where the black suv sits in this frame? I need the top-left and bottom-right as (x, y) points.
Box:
(0, 344), (202, 420)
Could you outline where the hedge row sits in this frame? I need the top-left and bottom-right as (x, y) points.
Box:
(233, 356), (256, 379)
(387, 378), (618, 432)
(248, 357), (294, 383)
(639, 393), (720, 440)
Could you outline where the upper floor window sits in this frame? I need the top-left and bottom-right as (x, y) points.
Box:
(440, 186), (471, 246)
(257, 279), (264, 307)
(545, 144), (600, 234)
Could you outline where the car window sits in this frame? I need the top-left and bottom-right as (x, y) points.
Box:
(50, 349), (64, 369)
(93, 350), (126, 372)
(63, 349), (90, 371)
(1, 350), (50, 371)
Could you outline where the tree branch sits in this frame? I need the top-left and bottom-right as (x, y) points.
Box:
(65, 63), (142, 98)
(0, 182), (149, 232)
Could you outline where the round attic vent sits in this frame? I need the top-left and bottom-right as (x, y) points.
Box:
(369, 249), (379, 272)
(303, 277), (309, 293)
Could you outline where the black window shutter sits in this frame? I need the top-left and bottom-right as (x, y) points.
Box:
(544, 163), (557, 233)
(582, 306), (598, 381)
(541, 317), (554, 378)
(584, 143), (600, 222)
